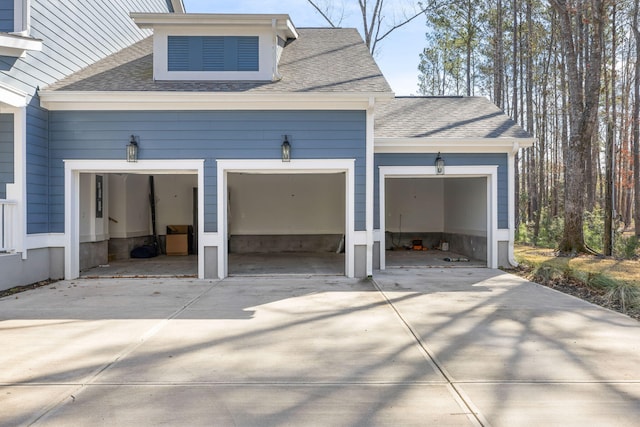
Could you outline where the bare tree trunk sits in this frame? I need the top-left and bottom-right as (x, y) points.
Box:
(604, 2), (617, 255)
(633, 0), (640, 237)
(551, 0), (606, 254)
(494, 0), (504, 108)
(513, 0), (521, 239)
(466, 0), (473, 96)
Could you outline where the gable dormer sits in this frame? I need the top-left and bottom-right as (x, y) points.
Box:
(130, 13), (297, 82)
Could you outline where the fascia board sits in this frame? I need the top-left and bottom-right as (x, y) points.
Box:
(0, 32), (42, 57)
(0, 81), (28, 107)
(39, 91), (395, 111)
(131, 13), (296, 37)
(171, 0), (186, 13)
(375, 137), (536, 153)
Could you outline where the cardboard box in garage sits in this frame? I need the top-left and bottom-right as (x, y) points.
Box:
(166, 225), (190, 256)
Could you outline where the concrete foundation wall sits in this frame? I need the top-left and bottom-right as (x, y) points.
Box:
(229, 234), (344, 253)
(354, 245), (367, 277)
(0, 248), (64, 290)
(498, 241), (512, 268)
(373, 241), (380, 270)
(443, 233), (487, 262)
(79, 240), (108, 271)
(108, 236), (154, 261)
(204, 246), (218, 279)
(385, 231), (443, 251)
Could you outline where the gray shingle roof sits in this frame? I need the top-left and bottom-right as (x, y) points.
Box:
(375, 96), (532, 139)
(46, 28), (392, 93)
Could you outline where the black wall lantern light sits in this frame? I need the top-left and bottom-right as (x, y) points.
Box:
(435, 152), (445, 175)
(127, 135), (139, 162)
(281, 135), (291, 162)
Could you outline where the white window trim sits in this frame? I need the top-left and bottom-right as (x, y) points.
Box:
(154, 28), (274, 81)
(64, 159), (205, 280)
(216, 158), (356, 279)
(13, 0), (29, 34)
(377, 165), (499, 269)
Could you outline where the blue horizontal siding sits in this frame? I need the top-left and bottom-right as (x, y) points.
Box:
(26, 99), (49, 234)
(374, 153), (508, 229)
(48, 110), (367, 234)
(0, 0), (13, 32)
(0, 113), (14, 199)
(168, 36), (259, 72)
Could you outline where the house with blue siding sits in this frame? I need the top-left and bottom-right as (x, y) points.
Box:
(0, 2), (533, 289)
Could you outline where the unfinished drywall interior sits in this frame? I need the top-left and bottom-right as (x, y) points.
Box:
(79, 173), (109, 243)
(443, 177), (487, 237)
(228, 173), (345, 235)
(108, 174), (151, 239)
(385, 178), (444, 250)
(154, 174), (197, 235)
(79, 173), (110, 270)
(227, 173), (345, 253)
(385, 178), (444, 233)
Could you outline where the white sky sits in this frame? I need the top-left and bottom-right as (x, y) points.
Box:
(181, 0), (426, 95)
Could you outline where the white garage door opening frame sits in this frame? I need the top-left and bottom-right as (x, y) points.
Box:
(378, 165), (498, 269)
(216, 159), (356, 278)
(64, 159), (205, 280)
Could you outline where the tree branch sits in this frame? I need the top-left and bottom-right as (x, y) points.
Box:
(306, 0), (337, 27)
(375, 4), (431, 46)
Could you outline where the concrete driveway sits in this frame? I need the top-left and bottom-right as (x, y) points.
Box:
(1, 269), (639, 426)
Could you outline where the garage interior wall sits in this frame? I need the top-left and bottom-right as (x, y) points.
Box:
(384, 177), (487, 261)
(79, 173), (197, 268)
(227, 173), (345, 252)
(443, 178), (487, 236)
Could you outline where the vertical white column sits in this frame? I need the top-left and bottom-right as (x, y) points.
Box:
(365, 98), (375, 276)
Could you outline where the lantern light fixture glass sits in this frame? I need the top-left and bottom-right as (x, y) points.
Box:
(127, 135), (138, 162)
(281, 135), (291, 162)
(435, 152), (445, 175)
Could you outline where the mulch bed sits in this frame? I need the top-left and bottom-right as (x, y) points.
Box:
(506, 265), (640, 322)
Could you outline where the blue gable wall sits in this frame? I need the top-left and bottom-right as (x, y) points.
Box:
(374, 153), (509, 229)
(0, 0), (13, 32)
(0, 1), (173, 234)
(48, 110), (367, 234)
(0, 113), (13, 199)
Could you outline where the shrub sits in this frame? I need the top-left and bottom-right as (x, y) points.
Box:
(614, 235), (639, 260)
(605, 281), (640, 314)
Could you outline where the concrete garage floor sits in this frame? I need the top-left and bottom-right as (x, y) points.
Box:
(2, 270), (640, 426)
(81, 253), (344, 277)
(229, 252), (345, 275)
(385, 249), (486, 268)
(81, 255), (198, 278)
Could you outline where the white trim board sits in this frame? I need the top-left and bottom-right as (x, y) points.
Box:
(217, 159), (356, 279)
(63, 160), (205, 280)
(39, 91), (394, 111)
(377, 165), (498, 269)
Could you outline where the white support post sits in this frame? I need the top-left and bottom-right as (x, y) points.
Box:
(365, 98), (375, 276)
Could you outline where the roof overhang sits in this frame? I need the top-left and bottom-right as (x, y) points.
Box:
(0, 81), (28, 107)
(130, 13), (298, 39)
(0, 32), (42, 57)
(375, 137), (536, 154)
(170, 0), (185, 13)
(39, 90), (395, 111)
